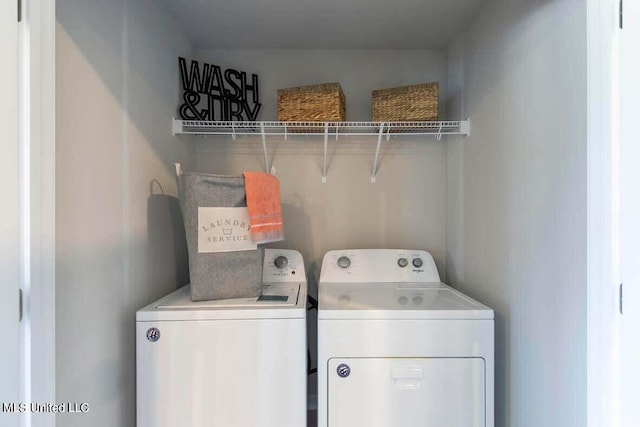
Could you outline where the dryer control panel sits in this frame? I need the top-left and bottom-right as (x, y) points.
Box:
(320, 249), (440, 283)
(263, 249), (306, 283)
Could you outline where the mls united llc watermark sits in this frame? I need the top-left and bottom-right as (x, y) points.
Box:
(2, 402), (89, 414)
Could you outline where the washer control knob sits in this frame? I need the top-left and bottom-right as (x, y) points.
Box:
(397, 258), (408, 268)
(274, 256), (288, 269)
(412, 258), (424, 268)
(337, 256), (351, 269)
(337, 364), (351, 378)
(398, 296), (408, 305)
(413, 296), (424, 305)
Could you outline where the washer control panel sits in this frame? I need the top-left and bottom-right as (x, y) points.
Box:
(320, 249), (440, 283)
(263, 249), (305, 283)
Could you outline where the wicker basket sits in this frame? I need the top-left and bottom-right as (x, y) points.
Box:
(278, 83), (346, 122)
(372, 82), (439, 122)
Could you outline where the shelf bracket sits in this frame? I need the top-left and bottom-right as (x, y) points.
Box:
(460, 119), (471, 136)
(370, 122), (385, 183)
(322, 122), (329, 183)
(260, 123), (269, 173)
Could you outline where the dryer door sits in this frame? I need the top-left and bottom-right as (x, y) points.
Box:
(328, 358), (485, 427)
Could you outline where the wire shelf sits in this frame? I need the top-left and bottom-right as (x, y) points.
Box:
(171, 118), (470, 183)
(172, 118), (470, 137)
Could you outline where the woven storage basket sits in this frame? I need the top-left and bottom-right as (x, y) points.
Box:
(372, 82), (439, 122)
(278, 83), (346, 122)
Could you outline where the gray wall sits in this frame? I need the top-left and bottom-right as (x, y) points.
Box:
(193, 49), (449, 275)
(56, 1), (192, 426)
(445, 0), (587, 426)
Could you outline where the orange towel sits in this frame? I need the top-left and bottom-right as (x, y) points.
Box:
(243, 172), (285, 244)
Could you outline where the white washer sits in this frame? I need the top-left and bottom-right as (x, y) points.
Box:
(317, 249), (494, 427)
(137, 249), (307, 427)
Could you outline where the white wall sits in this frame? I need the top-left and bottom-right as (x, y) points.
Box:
(446, 0), (587, 426)
(55, 1), (192, 426)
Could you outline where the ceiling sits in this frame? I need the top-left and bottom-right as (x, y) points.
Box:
(163, 0), (486, 49)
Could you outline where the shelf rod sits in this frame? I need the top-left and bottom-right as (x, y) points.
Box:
(260, 123), (269, 173)
(371, 122), (385, 183)
(322, 122), (329, 183)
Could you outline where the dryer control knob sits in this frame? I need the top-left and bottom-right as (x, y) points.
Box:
(397, 258), (408, 268)
(412, 258), (424, 268)
(274, 256), (288, 269)
(337, 256), (351, 269)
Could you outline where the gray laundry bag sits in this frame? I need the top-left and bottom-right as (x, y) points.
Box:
(177, 172), (264, 301)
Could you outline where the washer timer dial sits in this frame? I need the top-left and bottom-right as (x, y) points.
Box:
(337, 256), (351, 269)
(274, 256), (289, 269)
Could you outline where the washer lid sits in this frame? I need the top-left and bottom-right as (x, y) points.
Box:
(136, 283), (306, 321)
(318, 282), (493, 320)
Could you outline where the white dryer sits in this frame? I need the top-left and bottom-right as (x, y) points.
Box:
(317, 249), (494, 427)
(137, 249), (307, 427)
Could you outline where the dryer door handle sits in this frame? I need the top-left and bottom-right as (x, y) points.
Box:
(390, 367), (423, 380)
